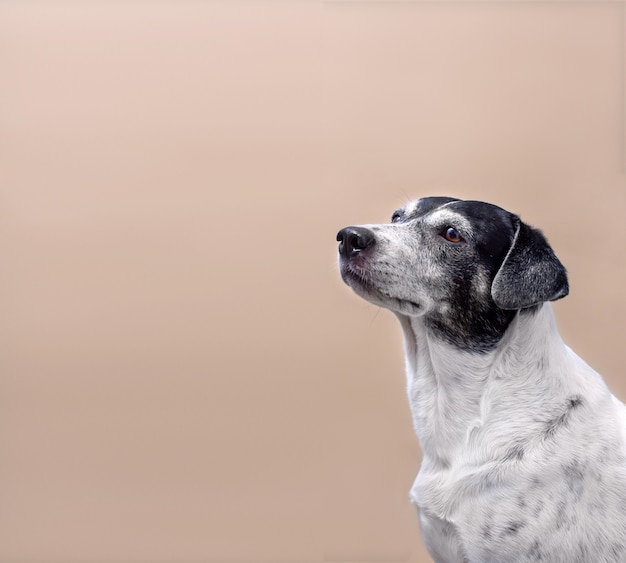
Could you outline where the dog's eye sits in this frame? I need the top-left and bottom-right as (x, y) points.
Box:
(443, 227), (463, 243)
(391, 211), (403, 223)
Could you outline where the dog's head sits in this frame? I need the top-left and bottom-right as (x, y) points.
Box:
(337, 197), (568, 351)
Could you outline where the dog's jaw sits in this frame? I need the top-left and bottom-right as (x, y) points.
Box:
(339, 260), (423, 317)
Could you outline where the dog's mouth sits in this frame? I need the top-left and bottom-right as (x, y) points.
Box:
(340, 262), (421, 315)
(341, 261), (372, 288)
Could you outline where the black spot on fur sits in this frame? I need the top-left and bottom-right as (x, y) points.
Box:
(563, 459), (586, 500)
(527, 539), (544, 560)
(555, 500), (569, 531)
(534, 355), (548, 371)
(577, 541), (590, 560)
(479, 474), (497, 491)
(568, 396), (583, 409)
(503, 521), (526, 536)
(543, 395), (584, 439)
(440, 519), (455, 537)
(481, 507), (495, 542)
(503, 444), (525, 461)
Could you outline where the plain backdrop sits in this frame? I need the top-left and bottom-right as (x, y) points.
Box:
(0, 2), (624, 562)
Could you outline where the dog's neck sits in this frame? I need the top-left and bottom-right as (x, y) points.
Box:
(397, 303), (581, 469)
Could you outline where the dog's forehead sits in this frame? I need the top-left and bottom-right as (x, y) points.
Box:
(402, 198), (515, 235)
(401, 197), (460, 218)
(446, 200), (516, 234)
(427, 207), (472, 228)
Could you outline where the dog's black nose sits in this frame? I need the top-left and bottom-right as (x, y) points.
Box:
(336, 226), (376, 258)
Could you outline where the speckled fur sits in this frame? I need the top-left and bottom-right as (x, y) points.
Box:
(337, 198), (626, 562)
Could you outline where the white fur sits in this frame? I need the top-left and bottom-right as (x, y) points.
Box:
(398, 305), (626, 562)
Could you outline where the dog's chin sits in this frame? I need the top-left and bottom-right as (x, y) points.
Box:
(340, 268), (422, 317)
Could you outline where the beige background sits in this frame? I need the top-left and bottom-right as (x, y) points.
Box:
(0, 2), (624, 562)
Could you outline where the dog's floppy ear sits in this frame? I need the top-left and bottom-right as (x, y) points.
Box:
(491, 218), (568, 310)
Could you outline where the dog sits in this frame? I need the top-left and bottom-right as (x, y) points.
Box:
(336, 197), (626, 562)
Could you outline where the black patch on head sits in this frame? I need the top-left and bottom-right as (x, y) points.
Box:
(386, 197), (568, 352)
(419, 200), (520, 352)
(404, 198), (570, 352)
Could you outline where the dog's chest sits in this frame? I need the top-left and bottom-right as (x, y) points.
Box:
(412, 455), (626, 563)
(412, 466), (528, 562)
(410, 452), (542, 560)
(410, 464), (464, 518)
(411, 465), (475, 562)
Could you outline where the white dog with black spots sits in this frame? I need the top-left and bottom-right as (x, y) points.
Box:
(337, 197), (626, 562)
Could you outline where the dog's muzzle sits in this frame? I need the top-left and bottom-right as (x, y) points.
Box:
(336, 226), (376, 259)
